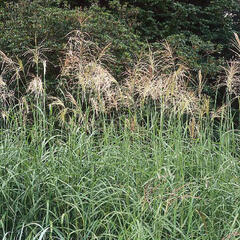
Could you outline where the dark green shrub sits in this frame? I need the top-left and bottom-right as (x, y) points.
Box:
(0, 1), (82, 96)
(116, 0), (240, 44)
(101, 0), (240, 80)
(0, 0), (146, 96)
(0, 1), (81, 55)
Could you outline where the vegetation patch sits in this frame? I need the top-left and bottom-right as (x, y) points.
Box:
(0, 1), (240, 239)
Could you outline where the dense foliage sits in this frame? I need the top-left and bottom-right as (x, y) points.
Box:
(0, 0), (144, 85)
(110, 0), (240, 79)
(70, 0), (240, 80)
(1, 0), (240, 90)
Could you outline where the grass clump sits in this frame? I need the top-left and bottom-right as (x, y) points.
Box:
(0, 31), (240, 240)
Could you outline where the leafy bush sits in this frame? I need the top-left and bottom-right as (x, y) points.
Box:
(0, 0), (146, 98)
(91, 0), (240, 80)
(0, 1), (79, 55)
(116, 0), (240, 44)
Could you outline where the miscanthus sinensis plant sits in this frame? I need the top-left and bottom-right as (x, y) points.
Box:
(0, 31), (239, 240)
